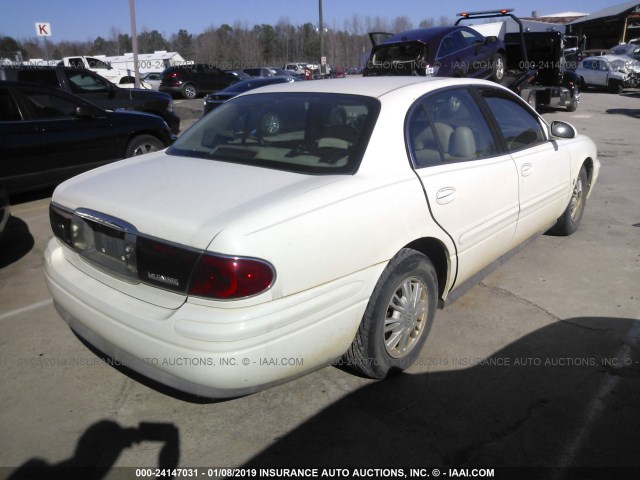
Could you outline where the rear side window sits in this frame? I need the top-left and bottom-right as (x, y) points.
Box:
(66, 72), (109, 94)
(17, 69), (59, 87)
(481, 92), (545, 151)
(20, 88), (79, 119)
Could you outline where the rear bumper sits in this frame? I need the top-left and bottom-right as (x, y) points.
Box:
(44, 238), (381, 398)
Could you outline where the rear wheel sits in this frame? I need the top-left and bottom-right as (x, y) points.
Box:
(566, 95), (578, 112)
(125, 135), (165, 157)
(181, 83), (198, 99)
(343, 248), (438, 379)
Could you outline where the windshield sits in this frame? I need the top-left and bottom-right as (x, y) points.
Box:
(168, 92), (380, 175)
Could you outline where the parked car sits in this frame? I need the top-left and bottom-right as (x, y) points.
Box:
(243, 67), (276, 78)
(159, 65), (238, 99)
(363, 25), (506, 82)
(0, 81), (176, 194)
(225, 70), (252, 82)
(203, 76), (297, 115)
(45, 77), (599, 398)
(607, 43), (640, 61)
(0, 65), (180, 134)
(142, 72), (163, 90)
(575, 56), (630, 92)
(0, 183), (9, 240)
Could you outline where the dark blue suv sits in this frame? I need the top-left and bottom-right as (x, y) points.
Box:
(363, 26), (506, 82)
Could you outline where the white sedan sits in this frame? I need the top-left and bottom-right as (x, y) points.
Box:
(44, 77), (599, 398)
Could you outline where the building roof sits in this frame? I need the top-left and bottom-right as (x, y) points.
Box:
(540, 11), (588, 18)
(570, 1), (640, 24)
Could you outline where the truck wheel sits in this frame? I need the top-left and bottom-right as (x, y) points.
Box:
(609, 80), (624, 94)
(125, 135), (165, 157)
(524, 90), (537, 110)
(491, 54), (505, 82)
(566, 96), (578, 112)
(181, 83), (198, 99)
(342, 248), (437, 379)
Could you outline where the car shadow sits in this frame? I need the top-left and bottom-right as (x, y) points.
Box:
(239, 316), (640, 470)
(0, 216), (35, 268)
(605, 108), (640, 119)
(8, 420), (180, 480)
(73, 331), (224, 405)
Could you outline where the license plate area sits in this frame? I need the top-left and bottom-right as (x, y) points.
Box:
(71, 209), (138, 282)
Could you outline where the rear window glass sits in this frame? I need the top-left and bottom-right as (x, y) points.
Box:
(168, 92), (380, 175)
(371, 42), (425, 66)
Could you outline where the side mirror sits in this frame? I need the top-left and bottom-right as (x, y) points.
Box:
(75, 106), (95, 118)
(485, 36), (498, 45)
(550, 121), (577, 139)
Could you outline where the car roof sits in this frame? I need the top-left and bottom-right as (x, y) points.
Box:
(383, 26), (471, 44)
(238, 76), (508, 99)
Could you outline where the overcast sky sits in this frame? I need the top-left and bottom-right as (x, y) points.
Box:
(0, 0), (630, 41)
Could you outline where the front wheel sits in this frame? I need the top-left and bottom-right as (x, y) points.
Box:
(343, 248), (438, 379)
(549, 165), (588, 236)
(125, 135), (165, 157)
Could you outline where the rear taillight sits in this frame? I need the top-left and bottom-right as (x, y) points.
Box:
(168, 72), (179, 79)
(189, 253), (274, 300)
(50, 203), (274, 300)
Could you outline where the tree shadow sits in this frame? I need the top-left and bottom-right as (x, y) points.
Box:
(241, 317), (640, 470)
(8, 420), (180, 480)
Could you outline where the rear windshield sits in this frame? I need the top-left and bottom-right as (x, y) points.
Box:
(370, 42), (426, 66)
(167, 92), (380, 175)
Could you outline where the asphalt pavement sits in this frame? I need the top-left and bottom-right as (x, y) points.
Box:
(1, 88), (639, 480)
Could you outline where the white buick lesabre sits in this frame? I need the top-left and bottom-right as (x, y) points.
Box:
(44, 77), (599, 397)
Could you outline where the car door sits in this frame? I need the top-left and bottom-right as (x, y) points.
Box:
(16, 85), (118, 182)
(407, 87), (519, 287)
(0, 87), (42, 192)
(460, 28), (493, 78)
(477, 88), (571, 245)
(437, 31), (473, 77)
(586, 59), (609, 86)
(63, 69), (122, 107)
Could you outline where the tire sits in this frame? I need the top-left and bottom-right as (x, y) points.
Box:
(181, 83), (198, 99)
(523, 89), (537, 110)
(609, 80), (624, 94)
(550, 165), (588, 236)
(343, 248), (438, 379)
(566, 95), (578, 112)
(261, 112), (281, 135)
(125, 135), (165, 157)
(579, 77), (588, 90)
(491, 54), (505, 82)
